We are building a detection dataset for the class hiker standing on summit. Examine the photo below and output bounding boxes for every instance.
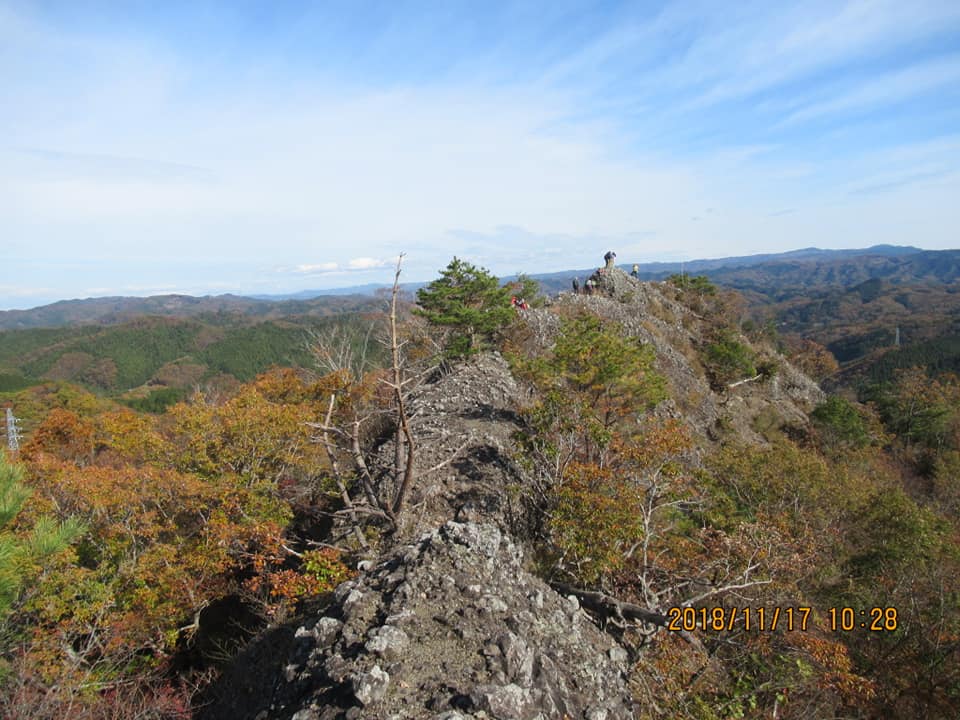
[604,250,617,269]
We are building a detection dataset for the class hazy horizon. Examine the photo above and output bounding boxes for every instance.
[1,242,951,313]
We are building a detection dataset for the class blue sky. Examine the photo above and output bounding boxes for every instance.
[2,0,959,309]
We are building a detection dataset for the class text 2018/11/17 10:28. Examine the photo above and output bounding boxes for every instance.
[666,606,899,633]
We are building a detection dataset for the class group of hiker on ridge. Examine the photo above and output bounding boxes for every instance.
[571,251,641,295]
[508,250,642,308]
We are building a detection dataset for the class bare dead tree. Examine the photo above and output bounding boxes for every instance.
[307,306,397,535]
[307,253,437,539]
[317,393,370,548]
[308,317,380,379]
[385,254,417,515]
[308,394,396,528]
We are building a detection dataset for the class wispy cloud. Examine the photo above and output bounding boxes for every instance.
[779,54,960,127]
[676,0,960,107]
[848,169,954,196]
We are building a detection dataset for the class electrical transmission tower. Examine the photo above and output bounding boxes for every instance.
[5,407,20,452]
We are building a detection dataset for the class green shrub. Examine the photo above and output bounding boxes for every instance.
[702,330,756,387]
[811,396,871,448]
[667,274,716,295]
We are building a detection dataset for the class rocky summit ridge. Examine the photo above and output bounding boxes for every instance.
[202,274,825,720]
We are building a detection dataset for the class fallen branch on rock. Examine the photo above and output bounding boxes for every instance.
[727,373,763,389]
[550,582,703,649]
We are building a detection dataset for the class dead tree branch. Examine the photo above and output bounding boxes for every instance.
[388,254,418,516]
[727,373,763,389]
[551,582,703,650]
[319,393,369,549]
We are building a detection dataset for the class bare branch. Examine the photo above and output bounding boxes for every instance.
[305,422,351,440]
[316,393,369,549]
[309,318,380,379]
[680,578,773,607]
[350,418,394,522]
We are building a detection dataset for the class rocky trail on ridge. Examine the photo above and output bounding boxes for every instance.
[259,523,633,720]
[201,273,825,720]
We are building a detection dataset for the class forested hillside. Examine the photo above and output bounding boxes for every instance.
[697,249,960,390]
[705,248,960,295]
[523,246,954,294]
[1,260,956,719]
[6,246,957,392]
[0,294,382,331]
[0,314,386,414]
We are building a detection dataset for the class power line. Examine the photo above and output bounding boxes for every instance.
[5,407,20,452]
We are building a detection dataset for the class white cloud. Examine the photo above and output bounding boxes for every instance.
[2,80,700,267]
[688,0,960,106]
[295,262,339,273]
[545,0,960,117]
[287,259,391,274]
[347,257,390,270]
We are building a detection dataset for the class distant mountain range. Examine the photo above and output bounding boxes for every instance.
[535,243,928,287]
[701,247,960,301]
[1,245,956,331]
[3,244,960,403]
[251,244,932,300]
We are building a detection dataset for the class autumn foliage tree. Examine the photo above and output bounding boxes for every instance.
[1,367,356,716]
[786,337,840,380]
[0,453,84,663]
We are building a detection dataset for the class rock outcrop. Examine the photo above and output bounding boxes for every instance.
[371,353,532,542]
[258,522,634,720]
[528,269,824,446]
